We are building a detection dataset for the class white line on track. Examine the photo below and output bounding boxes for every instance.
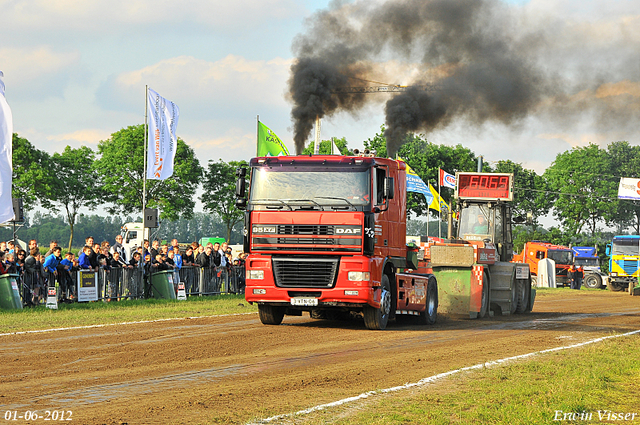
[249,328,640,425]
[0,312,257,337]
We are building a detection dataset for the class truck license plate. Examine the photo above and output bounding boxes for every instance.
[290,298,318,306]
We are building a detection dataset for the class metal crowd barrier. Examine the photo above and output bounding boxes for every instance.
[19,264,246,305]
[97,265,244,300]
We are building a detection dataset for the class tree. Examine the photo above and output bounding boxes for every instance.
[95,125,203,221]
[544,144,617,235]
[11,133,52,209]
[201,159,249,242]
[301,137,353,155]
[493,160,551,227]
[46,146,101,251]
[363,126,480,217]
[606,141,640,234]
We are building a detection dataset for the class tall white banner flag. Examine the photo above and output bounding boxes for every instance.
[0,71,15,224]
[147,88,179,180]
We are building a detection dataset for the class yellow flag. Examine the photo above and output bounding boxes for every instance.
[428,184,450,212]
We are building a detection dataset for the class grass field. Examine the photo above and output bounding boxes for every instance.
[2,288,639,424]
[0,294,257,333]
[293,335,640,425]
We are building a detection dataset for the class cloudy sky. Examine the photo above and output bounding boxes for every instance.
[1,0,639,177]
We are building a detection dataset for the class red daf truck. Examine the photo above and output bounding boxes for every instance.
[235,154,437,330]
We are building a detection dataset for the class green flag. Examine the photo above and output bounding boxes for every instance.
[257,121,290,156]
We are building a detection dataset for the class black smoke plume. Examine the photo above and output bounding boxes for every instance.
[288,0,638,156]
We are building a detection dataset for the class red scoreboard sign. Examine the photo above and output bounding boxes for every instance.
[455,172,513,201]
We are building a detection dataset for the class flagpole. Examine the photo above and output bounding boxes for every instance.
[143,85,148,224]
[438,177,442,239]
[426,181,430,238]
[256,114,259,156]
[314,116,320,155]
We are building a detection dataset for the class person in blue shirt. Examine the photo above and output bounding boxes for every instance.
[78,246,93,270]
[60,252,76,301]
[43,247,62,275]
[43,247,64,300]
[60,252,74,270]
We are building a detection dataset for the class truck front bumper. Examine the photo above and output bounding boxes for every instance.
[244,254,381,309]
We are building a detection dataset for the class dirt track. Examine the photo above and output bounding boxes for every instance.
[1,290,639,425]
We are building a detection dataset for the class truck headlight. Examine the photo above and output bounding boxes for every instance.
[610,272,617,277]
[348,271,370,281]
[247,270,264,280]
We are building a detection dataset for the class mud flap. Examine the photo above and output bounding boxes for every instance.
[430,267,481,317]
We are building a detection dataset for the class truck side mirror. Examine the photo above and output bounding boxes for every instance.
[605,244,611,256]
[235,167,247,210]
[235,178,246,198]
[385,177,395,200]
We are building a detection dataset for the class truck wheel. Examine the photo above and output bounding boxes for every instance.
[515,280,530,313]
[608,281,625,292]
[478,272,489,319]
[258,304,286,325]
[364,274,391,330]
[419,276,438,325]
[583,274,603,289]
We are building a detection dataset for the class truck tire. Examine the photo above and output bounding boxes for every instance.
[515,279,530,313]
[583,274,603,289]
[364,274,391,330]
[478,272,489,319]
[608,281,625,292]
[258,304,286,325]
[510,278,519,315]
[419,276,438,325]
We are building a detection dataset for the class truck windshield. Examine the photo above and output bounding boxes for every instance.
[611,239,640,256]
[458,204,492,240]
[575,258,599,267]
[548,250,573,265]
[249,167,371,207]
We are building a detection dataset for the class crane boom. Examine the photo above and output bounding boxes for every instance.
[332,84,444,94]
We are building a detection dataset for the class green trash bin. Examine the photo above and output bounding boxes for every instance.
[0,274,23,310]
[150,270,176,300]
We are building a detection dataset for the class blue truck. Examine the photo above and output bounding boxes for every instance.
[572,246,607,289]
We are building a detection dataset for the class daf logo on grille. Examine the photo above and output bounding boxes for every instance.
[336,227,361,234]
[253,226,276,233]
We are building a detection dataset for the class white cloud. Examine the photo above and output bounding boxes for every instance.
[0,47,79,90]
[47,129,110,146]
[99,54,292,116]
[0,0,304,34]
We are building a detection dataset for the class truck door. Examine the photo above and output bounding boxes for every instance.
[374,166,389,255]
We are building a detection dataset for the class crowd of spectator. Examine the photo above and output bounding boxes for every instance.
[0,236,247,307]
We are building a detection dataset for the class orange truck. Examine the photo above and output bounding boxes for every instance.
[512,241,574,286]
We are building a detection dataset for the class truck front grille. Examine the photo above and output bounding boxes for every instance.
[620,260,639,276]
[252,224,362,253]
[278,225,334,235]
[272,257,339,288]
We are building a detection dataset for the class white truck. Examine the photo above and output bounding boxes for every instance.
[121,222,150,260]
